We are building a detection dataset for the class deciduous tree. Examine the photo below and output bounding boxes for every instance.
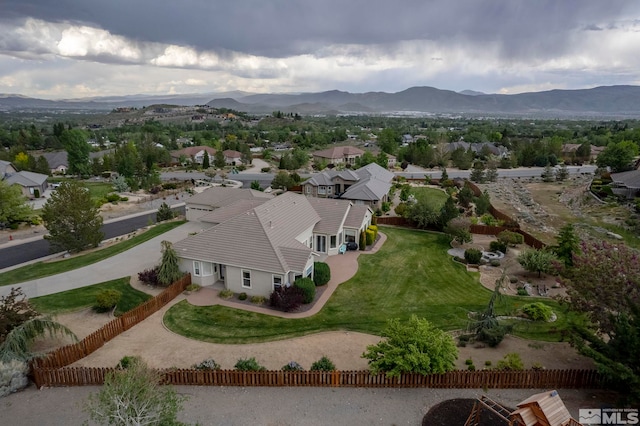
[362,315,458,377]
[0,180,33,225]
[62,129,91,177]
[517,249,558,278]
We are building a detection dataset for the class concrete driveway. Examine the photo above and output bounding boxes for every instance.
[0,221,205,298]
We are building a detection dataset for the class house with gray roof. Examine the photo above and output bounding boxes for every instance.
[301,162,394,209]
[611,169,640,199]
[0,160,48,198]
[185,187,274,221]
[174,192,372,297]
[312,146,364,166]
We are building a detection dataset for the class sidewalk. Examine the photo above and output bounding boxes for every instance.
[186,232,387,318]
[0,221,204,299]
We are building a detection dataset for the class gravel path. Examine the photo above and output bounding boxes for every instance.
[1,385,615,425]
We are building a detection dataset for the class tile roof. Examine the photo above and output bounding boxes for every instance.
[306,198,352,235]
[312,146,364,159]
[342,177,392,201]
[175,192,318,274]
[0,160,16,178]
[187,187,273,208]
[199,199,270,224]
[4,171,48,187]
[611,169,640,189]
[344,204,371,228]
[304,169,359,187]
[355,162,395,182]
[171,145,217,158]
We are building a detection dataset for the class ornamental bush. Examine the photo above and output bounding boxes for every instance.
[281,361,304,371]
[192,358,221,370]
[269,286,304,312]
[94,289,122,313]
[234,357,266,371]
[522,302,553,321]
[359,231,366,251]
[464,248,483,265]
[294,277,316,304]
[366,229,375,245]
[313,262,331,286]
[310,356,336,371]
[489,240,507,254]
[498,230,524,246]
[496,353,524,371]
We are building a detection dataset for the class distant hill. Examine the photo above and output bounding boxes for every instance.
[206,85,640,117]
[2,85,640,117]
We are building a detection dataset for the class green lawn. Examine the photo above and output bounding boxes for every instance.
[164,226,572,344]
[30,277,151,316]
[0,221,186,286]
[84,181,116,203]
[411,186,449,209]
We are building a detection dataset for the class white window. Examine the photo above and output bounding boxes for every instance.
[273,275,283,289]
[193,261,201,276]
[202,262,213,276]
[330,235,337,249]
[327,186,332,194]
[306,186,311,194]
[242,270,251,288]
[318,186,326,195]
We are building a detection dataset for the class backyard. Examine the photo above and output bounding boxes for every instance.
[164,226,576,344]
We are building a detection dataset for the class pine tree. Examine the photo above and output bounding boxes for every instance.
[157,241,183,286]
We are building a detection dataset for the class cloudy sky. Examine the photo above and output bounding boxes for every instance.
[1,0,639,99]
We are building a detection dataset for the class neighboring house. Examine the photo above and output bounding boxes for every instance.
[0,160,48,198]
[174,191,372,297]
[185,187,274,221]
[301,162,394,209]
[171,146,216,164]
[446,141,509,158]
[223,149,243,165]
[610,169,640,199]
[386,154,397,168]
[561,143,603,163]
[312,146,365,165]
[38,150,114,174]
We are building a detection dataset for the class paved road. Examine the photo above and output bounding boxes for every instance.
[0,205,185,270]
[0,221,204,298]
[396,164,596,180]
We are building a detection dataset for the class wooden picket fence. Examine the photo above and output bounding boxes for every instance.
[31,274,192,370]
[32,367,606,389]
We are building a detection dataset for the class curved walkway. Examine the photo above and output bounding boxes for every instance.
[185,232,387,318]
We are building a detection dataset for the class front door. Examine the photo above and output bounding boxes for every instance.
[316,235,326,253]
[219,264,226,280]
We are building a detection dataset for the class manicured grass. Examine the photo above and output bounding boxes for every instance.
[0,220,186,286]
[30,277,151,316]
[411,186,449,209]
[164,227,572,344]
[84,182,115,203]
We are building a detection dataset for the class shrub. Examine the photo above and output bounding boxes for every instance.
[484,360,492,367]
[261,167,271,173]
[94,289,122,313]
[116,355,137,369]
[281,361,304,371]
[465,358,474,366]
[531,362,545,371]
[106,193,121,203]
[522,302,553,321]
[490,259,501,267]
[359,231,366,251]
[269,286,304,312]
[381,201,391,213]
[498,230,524,246]
[238,292,248,301]
[156,202,175,222]
[250,295,266,305]
[517,288,529,296]
[313,262,331,286]
[477,324,512,347]
[192,358,221,370]
[365,229,375,245]
[489,240,507,254]
[394,203,408,216]
[234,357,266,371]
[467,364,476,371]
[310,356,336,371]
[294,277,316,304]
[185,284,201,292]
[496,353,524,371]
[464,248,482,265]
[138,267,160,286]
[0,359,28,397]
[161,182,178,190]
[218,289,233,299]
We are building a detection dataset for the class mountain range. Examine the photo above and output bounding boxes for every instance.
[1,85,639,118]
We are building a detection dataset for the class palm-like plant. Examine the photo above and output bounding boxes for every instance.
[0,317,76,363]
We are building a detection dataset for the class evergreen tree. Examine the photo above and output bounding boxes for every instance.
[556,163,569,181]
[62,129,91,177]
[157,241,183,286]
[469,161,486,183]
[202,150,210,169]
[214,150,226,168]
[41,181,104,253]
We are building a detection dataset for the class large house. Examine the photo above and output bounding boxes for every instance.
[174,191,373,297]
[223,150,243,165]
[185,187,274,221]
[610,169,640,199]
[312,146,365,166]
[171,146,216,165]
[301,162,394,209]
[0,160,48,198]
[38,150,114,175]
